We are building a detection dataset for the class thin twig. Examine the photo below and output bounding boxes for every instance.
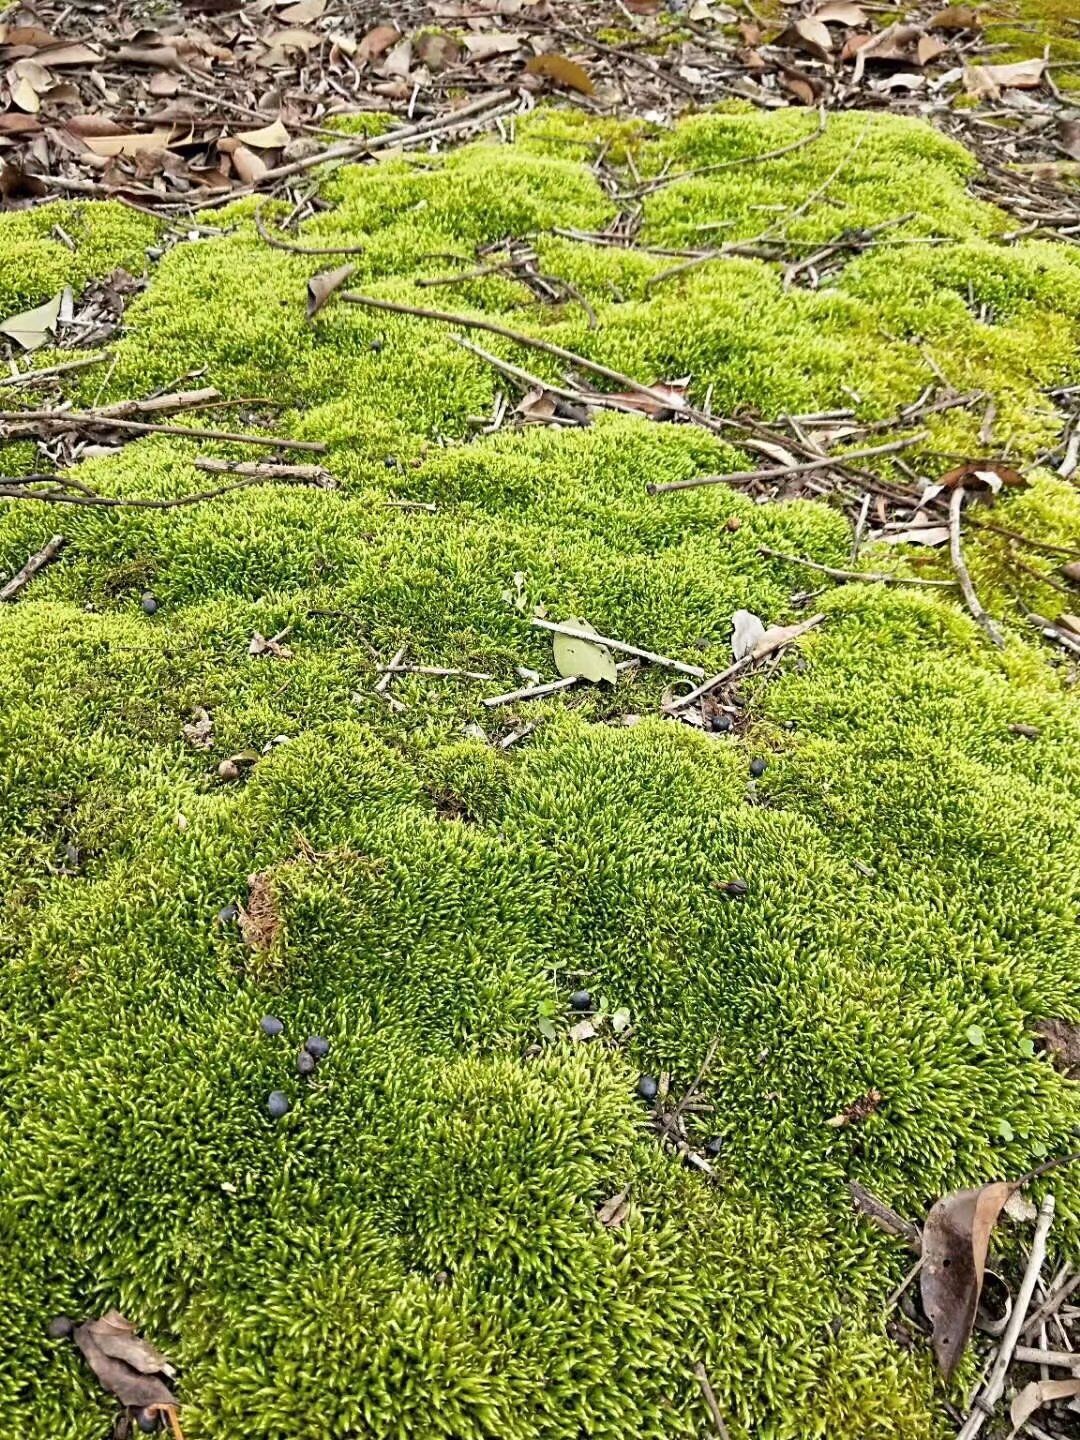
[885,1256,925,1311]
[374,645,406,696]
[1013,1347,1080,1372]
[757,546,957,587]
[669,613,826,712]
[649,434,927,496]
[377,664,494,681]
[254,203,365,257]
[957,1193,1056,1440]
[0,474,325,509]
[193,457,334,484]
[850,492,871,564]
[0,355,105,388]
[949,486,1005,649]
[483,675,580,707]
[624,107,827,199]
[1,413,326,453]
[1022,1272,1080,1344]
[0,534,66,602]
[673,1035,721,1120]
[385,498,438,512]
[693,1362,732,1440]
[530,616,705,678]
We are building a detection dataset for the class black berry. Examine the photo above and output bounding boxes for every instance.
[135,1407,161,1433]
[267,1090,290,1119]
[569,990,592,1012]
[297,1050,316,1076]
[304,1036,329,1059]
[704,1136,723,1158]
[749,757,767,778]
[46,1315,73,1339]
[217,902,239,926]
[636,1074,659,1103]
[711,713,733,733]
[259,1015,283,1037]
[140,591,158,615]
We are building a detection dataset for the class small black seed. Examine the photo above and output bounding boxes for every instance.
[217,902,239,926]
[749,757,767,778]
[267,1090,290,1119]
[140,592,158,615]
[46,1315,73,1339]
[304,1035,329,1059]
[569,990,592,1012]
[297,1050,316,1076]
[259,1015,283,1037]
[704,1136,723,1158]
[636,1074,659,1102]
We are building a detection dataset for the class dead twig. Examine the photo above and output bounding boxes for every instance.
[0,355,106,389]
[193,457,335,485]
[483,675,580,707]
[649,434,927,496]
[693,1362,732,1440]
[957,1193,1056,1440]
[949,486,1005,649]
[0,412,325,453]
[254,204,365,257]
[624,107,827,200]
[0,473,326,509]
[530,616,705,678]
[757,546,957,587]
[0,534,66,602]
[669,613,826,712]
[673,1035,721,1121]
[377,664,494,681]
[849,1181,923,1252]
[1022,1272,1080,1345]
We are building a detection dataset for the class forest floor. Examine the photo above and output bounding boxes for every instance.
[1,0,1080,1437]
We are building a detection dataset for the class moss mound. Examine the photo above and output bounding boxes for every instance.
[1,108,1079,1439]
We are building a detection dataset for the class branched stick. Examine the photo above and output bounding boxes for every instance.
[530,616,705,678]
[957,1193,1056,1440]
[649,434,927,495]
[757,546,957,587]
[949,486,1005,648]
[0,534,66,601]
[669,613,826,711]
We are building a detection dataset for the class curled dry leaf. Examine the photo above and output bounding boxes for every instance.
[357,24,400,63]
[606,379,689,420]
[937,459,1024,493]
[306,263,356,318]
[811,0,868,24]
[72,1312,177,1412]
[235,118,290,149]
[963,57,1045,100]
[524,52,594,95]
[551,616,617,685]
[920,1180,1016,1377]
[597,1189,631,1228]
[1009,1379,1080,1438]
[778,16,834,61]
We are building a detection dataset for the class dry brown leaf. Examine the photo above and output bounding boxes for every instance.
[264,26,322,51]
[83,129,175,157]
[878,523,950,547]
[752,614,822,659]
[1063,561,1080,585]
[1061,119,1080,162]
[524,52,594,95]
[0,291,62,349]
[236,117,290,148]
[1035,1018,1080,1076]
[463,32,524,60]
[1009,1379,1080,1438]
[0,24,58,47]
[239,871,282,952]
[811,0,867,22]
[414,31,461,72]
[231,143,267,183]
[849,23,926,77]
[278,0,326,20]
[516,387,558,422]
[597,1189,631,1227]
[778,16,834,59]
[182,708,213,749]
[148,71,180,96]
[569,1018,597,1042]
[34,42,102,66]
[115,44,178,67]
[738,18,762,43]
[248,630,292,657]
[72,1313,177,1412]
[605,379,690,420]
[963,57,1045,99]
[824,1087,883,1127]
[920,1181,1015,1377]
[778,65,823,104]
[937,459,1024,492]
[917,34,949,64]
[928,5,980,29]
[307,263,355,317]
[357,24,400,62]
[379,36,414,78]
[0,112,42,133]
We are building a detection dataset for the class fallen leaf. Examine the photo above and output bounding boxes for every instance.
[248,629,292,657]
[278,0,326,20]
[877,524,950,547]
[811,0,867,22]
[306,263,355,317]
[516,387,558,422]
[551,616,617,685]
[33,42,102,66]
[917,34,949,64]
[83,129,176,157]
[606,379,690,420]
[848,23,926,79]
[752,615,822,659]
[0,159,46,199]
[569,1018,597,1042]
[182,707,214,749]
[611,1006,632,1034]
[235,118,290,148]
[738,19,762,44]
[238,871,282,952]
[524,52,595,95]
[825,1087,883,1127]
[463,32,524,60]
[357,24,400,63]
[963,57,1045,100]
[1062,561,1080,585]
[778,16,834,59]
[379,37,413,78]
[230,143,267,184]
[1035,1018,1080,1077]
[597,1189,631,1227]
[149,71,180,96]
[0,24,58,47]
[920,1180,1016,1377]
[731,608,766,661]
[72,1313,176,1411]
[1061,119,1080,162]
[1009,1379,1080,1438]
[937,459,1024,492]
[114,44,178,67]
[928,5,980,29]
[0,112,42,133]
[264,26,322,51]
[414,31,461,72]
[0,291,62,350]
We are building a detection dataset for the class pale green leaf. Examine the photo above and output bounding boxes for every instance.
[0,291,62,351]
[551,616,617,685]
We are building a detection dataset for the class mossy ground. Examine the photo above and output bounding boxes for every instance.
[1,107,1079,1439]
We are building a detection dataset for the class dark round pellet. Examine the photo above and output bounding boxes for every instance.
[140,592,159,615]
[636,1074,659,1103]
[297,1050,316,1076]
[569,990,592,1012]
[259,1015,283,1037]
[749,757,767,778]
[267,1090,290,1119]
[46,1315,73,1339]
[304,1036,329,1060]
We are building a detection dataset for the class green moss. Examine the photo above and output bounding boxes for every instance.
[1,106,1079,1440]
